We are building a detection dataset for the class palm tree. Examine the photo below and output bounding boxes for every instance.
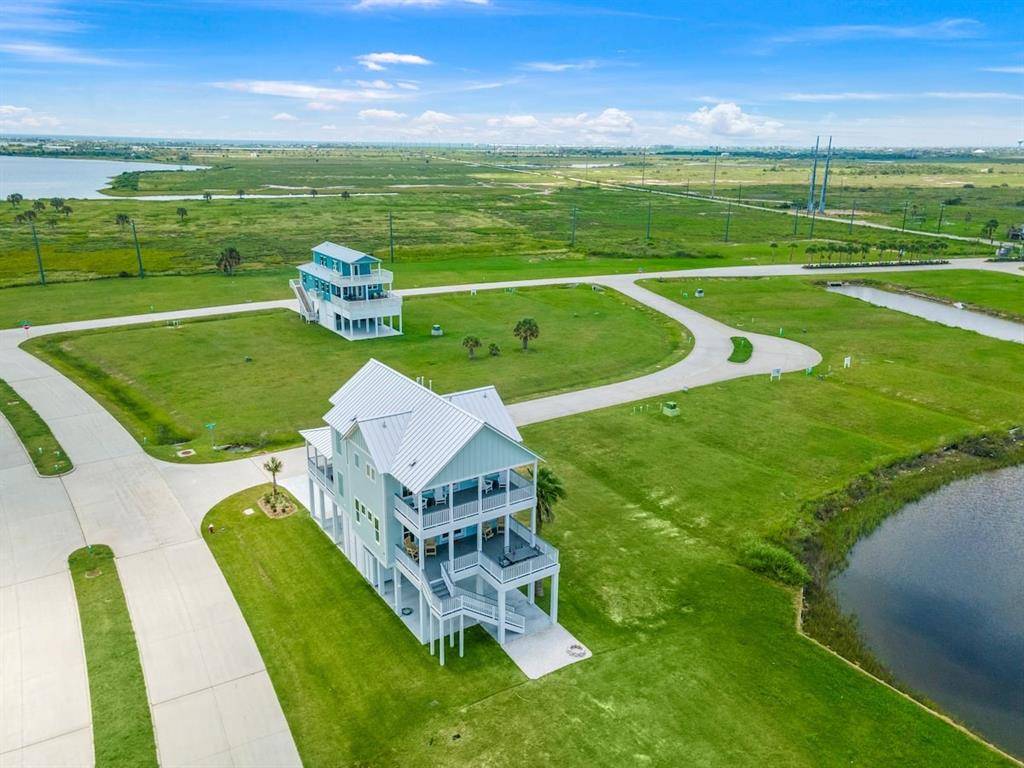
[462,335,481,359]
[488,343,500,357]
[7,193,23,208]
[13,213,26,224]
[176,207,188,222]
[61,205,73,218]
[513,317,539,351]
[341,190,351,200]
[534,466,565,537]
[236,189,246,199]
[310,188,318,198]
[263,456,283,494]
[217,246,242,275]
[115,213,131,230]
[983,219,999,242]
[23,209,37,222]
[32,200,46,212]
[49,197,65,210]
[202,192,213,203]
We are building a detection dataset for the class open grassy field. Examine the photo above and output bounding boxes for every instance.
[68,545,156,768]
[197,272,1023,766]
[26,285,690,461]
[1,151,988,289]
[0,378,72,475]
[852,269,1024,321]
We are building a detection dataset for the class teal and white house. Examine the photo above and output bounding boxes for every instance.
[290,241,402,340]
[300,360,563,666]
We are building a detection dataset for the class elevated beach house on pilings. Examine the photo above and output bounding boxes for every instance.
[300,360,561,665]
[290,241,403,340]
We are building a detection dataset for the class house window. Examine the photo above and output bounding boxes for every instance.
[365,464,376,482]
[373,517,380,543]
[354,454,360,468]
[354,498,363,523]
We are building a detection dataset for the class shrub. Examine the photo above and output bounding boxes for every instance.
[737,537,810,586]
[488,343,500,357]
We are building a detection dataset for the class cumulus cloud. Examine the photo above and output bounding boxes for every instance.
[486,114,540,128]
[396,81,419,90]
[213,80,395,102]
[550,108,636,139]
[0,104,60,129]
[356,52,431,71]
[359,108,407,120]
[356,79,393,89]
[673,102,781,139]
[412,110,457,125]
[272,112,298,121]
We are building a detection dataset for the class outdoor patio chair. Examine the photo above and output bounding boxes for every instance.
[482,521,495,540]
[424,538,437,556]
[403,538,419,562]
[496,516,506,535]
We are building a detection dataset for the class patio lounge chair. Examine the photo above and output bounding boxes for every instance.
[496,516,506,535]
[424,537,437,556]
[403,537,419,562]
[482,521,495,540]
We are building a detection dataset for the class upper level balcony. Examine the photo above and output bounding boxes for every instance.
[300,261,394,289]
[392,468,535,536]
[337,294,403,319]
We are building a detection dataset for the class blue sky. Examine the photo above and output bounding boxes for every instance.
[0,0,1021,146]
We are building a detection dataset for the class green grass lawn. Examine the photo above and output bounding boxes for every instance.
[68,545,156,768]
[853,269,1024,321]
[0,378,72,475]
[201,274,1022,766]
[26,285,690,461]
[728,336,753,363]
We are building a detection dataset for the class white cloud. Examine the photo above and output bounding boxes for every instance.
[213,80,395,102]
[0,41,119,66]
[356,52,431,71]
[306,101,337,111]
[924,91,1020,100]
[674,102,781,139]
[356,79,393,89]
[359,108,407,120]
[981,66,1024,74]
[0,104,60,130]
[784,92,896,102]
[413,110,457,126]
[352,0,488,9]
[320,124,338,130]
[521,60,599,73]
[272,112,298,121]
[396,81,419,90]
[771,17,983,44]
[486,114,540,129]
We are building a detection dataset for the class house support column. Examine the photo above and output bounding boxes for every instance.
[318,488,326,527]
[497,590,506,646]
[331,501,339,543]
[550,572,559,624]
[439,617,446,666]
[307,478,315,518]
[459,614,464,658]
[528,580,536,603]
[419,591,426,643]
[429,609,434,656]
[393,566,401,612]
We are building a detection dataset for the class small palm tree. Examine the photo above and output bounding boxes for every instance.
[488,343,500,357]
[513,317,539,351]
[462,335,481,359]
[32,200,46,212]
[202,191,213,203]
[310,188,318,198]
[236,188,246,199]
[115,212,131,229]
[61,205,73,218]
[176,207,188,222]
[7,193,23,207]
[263,456,283,494]
[49,197,65,210]
[535,466,565,538]
[217,247,242,275]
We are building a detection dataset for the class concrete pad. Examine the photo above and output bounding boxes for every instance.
[0,419,28,473]
[0,727,92,768]
[502,622,592,680]
[151,688,231,767]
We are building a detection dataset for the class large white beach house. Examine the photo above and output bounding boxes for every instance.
[300,360,562,665]
[290,241,403,340]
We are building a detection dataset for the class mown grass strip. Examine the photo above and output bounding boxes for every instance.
[0,378,72,475]
[68,545,157,768]
[728,336,753,363]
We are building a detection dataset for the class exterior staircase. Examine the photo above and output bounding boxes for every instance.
[289,279,317,323]
[439,562,526,633]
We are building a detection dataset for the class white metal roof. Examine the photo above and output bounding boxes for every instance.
[322,359,537,493]
[442,386,522,442]
[312,241,380,264]
[299,426,332,456]
[296,261,336,282]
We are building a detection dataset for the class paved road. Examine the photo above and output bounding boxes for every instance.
[0,256,1018,766]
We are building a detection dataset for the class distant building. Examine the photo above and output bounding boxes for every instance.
[291,241,403,340]
[301,360,561,664]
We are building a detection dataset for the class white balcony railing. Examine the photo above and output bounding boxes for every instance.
[393,470,535,534]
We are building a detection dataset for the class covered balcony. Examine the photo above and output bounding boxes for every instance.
[392,468,535,535]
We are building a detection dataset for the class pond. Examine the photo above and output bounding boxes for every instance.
[0,155,203,200]
[833,463,1024,758]
[827,283,1023,344]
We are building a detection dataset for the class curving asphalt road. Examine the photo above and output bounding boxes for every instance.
[0,257,1018,766]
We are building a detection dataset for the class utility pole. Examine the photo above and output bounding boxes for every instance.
[806,136,820,212]
[640,147,647,189]
[848,201,856,234]
[936,203,945,233]
[570,206,577,247]
[818,136,833,212]
[900,201,909,232]
[808,206,817,238]
[723,201,732,242]
[646,198,652,240]
[30,221,45,285]
[130,219,145,278]
[711,155,718,198]
[388,211,395,262]
[792,207,799,236]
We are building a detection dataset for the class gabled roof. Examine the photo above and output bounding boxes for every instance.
[323,359,536,493]
[312,241,380,264]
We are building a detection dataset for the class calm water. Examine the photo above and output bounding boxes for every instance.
[828,284,1024,344]
[833,464,1024,757]
[0,155,203,199]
